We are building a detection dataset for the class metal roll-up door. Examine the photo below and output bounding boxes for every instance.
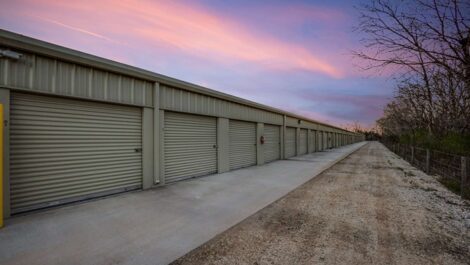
[10,92,142,214]
[310,130,316,152]
[323,132,328,150]
[164,112,217,183]
[318,131,325,151]
[285,127,296,158]
[317,131,322,151]
[328,133,335,149]
[264,124,280,163]
[229,120,257,170]
[299,129,307,155]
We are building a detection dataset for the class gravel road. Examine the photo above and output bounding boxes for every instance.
[172,142,470,265]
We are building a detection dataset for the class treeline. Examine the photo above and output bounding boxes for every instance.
[354,0,470,155]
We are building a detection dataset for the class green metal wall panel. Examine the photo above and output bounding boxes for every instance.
[0,53,154,107]
[160,85,283,125]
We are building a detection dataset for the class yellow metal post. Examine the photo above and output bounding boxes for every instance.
[0,104,3,228]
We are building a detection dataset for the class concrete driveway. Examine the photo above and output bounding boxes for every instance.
[0,142,366,265]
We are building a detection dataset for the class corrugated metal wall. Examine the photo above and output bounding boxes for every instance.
[229,120,257,170]
[163,112,218,183]
[9,92,143,213]
[264,124,280,163]
[160,85,283,125]
[0,52,154,107]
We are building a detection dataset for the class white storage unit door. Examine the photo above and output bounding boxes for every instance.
[229,120,257,170]
[264,124,280,163]
[285,127,296,158]
[164,112,217,183]
[299,129,308,155]
[10,92,142,214]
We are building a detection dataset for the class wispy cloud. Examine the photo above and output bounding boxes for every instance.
[0,0,390,127]
[6,0,343,78]
[33,16,118,43]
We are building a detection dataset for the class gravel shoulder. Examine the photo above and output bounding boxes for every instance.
[172,142,470,265]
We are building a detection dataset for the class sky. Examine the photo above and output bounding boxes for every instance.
[0,0,395,128]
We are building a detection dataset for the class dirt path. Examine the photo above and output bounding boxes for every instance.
[172,142,470,265]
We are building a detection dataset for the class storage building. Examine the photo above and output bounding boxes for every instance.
[0,30,364,216]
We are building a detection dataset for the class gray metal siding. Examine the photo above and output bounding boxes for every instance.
[263,124,280,163]
[0,52,154,107]
[164,112,217,183]
[160,85,283,125]
[285,127,296,158]
[299,129,308,155]
[229,120,257,170]
[10,92,142,213]
[0,31,354,140]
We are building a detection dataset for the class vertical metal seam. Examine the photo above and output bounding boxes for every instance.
[88,68,93,98]
[51,59,57,93]
[71,64,75,95]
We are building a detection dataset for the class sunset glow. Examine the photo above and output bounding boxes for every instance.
[0,0,391,127]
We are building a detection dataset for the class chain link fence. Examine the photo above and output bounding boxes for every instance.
[382,142,469,200]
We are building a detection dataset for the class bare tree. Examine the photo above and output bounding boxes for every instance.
[354,0,470,139]
[355,0,470,82]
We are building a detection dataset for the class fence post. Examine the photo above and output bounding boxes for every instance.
[425,149,431,174]
[462,157,467,197]
[411,146,414,164]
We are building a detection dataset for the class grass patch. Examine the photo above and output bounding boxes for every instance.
[438,178,470,200]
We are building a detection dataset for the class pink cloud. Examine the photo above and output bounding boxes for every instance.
[2,0,343,78]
